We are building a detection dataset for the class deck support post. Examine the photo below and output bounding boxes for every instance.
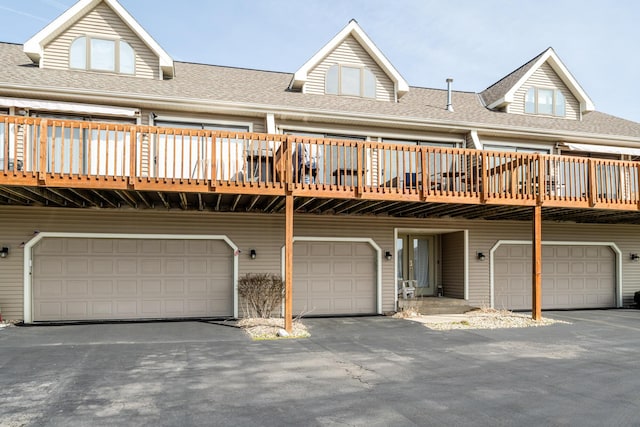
[532,204,542,321]
[284,193,294,332]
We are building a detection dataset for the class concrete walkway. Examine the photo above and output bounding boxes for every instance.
[0,310,639,426]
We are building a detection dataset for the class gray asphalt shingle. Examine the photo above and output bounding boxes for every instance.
[1,42,639,140]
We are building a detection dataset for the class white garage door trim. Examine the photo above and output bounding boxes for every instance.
[23,232,239,323]
[281,237,382,314]
[489,240,622,309]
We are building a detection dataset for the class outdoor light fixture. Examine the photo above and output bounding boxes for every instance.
[250,249,257,260]
[0,247,8,258]
[631,253,639,262]
[385,251,392,261]
[477,252,486,261]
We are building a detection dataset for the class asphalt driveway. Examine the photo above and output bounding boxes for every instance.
[1,310,639,426]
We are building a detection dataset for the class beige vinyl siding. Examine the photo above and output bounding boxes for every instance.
[43,3,160,79]
[306,35,395,102]
[441,231,465,299]
[510,62,580,120]
[1,207,640,319]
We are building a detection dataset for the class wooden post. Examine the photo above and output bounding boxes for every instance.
[284,193,294,332]
[38,119,48,181]
[481,152,488,203]
[588,158,597,207]
[532,204,542,321]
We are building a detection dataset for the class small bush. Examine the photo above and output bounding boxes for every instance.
[237,273,284,318]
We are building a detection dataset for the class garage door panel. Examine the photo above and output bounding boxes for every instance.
[333,262,353,274]
[117,240,138,253]
[117,259,137,274]
[165,300,185,314]
[66,301,88,316]
[91,280,113,295]
[333,244,353,257]
[116,301,137,316]
[293,241,376,316]
[68,239,89,253]
[116,280,137,294]
[91,239,113,253]
[165,280,185,294]
[33,238,233,321]
[310,262,330,274]
[92,302,112,316]
[333,280,353,292]
[495,244,614,310]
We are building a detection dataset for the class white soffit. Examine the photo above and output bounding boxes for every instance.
[290,20,410,97]
[492,48,595,113]
[0,96,139,117]
[563,142,640,157]
[23,0,174,79]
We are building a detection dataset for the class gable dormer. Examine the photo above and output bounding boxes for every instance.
[289,20,409,102]
[23,0,174,80]
[481,48,594,120]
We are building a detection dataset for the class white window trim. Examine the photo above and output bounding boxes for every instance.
[525,87,565,117]
[23,232,239,323]
[70,34,135,75]
[325,64,377,99]
[280,237,383,315]
[489,240,622,309]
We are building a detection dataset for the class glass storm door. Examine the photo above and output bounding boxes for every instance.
[397,235,435,296]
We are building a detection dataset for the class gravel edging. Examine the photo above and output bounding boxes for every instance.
[398,309,570,330]
[238,318,310,340]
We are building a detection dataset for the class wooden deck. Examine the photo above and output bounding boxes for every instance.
[1,115,640,221]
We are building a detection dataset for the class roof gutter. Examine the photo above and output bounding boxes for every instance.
[1,83,639,146]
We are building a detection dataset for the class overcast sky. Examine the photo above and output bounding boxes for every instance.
[0,0,638,123]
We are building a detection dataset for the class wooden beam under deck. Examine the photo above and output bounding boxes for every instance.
[284,194,294,333]
[532,205,542,321]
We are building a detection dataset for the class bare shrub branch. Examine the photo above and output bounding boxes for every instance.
[237,273,284,318]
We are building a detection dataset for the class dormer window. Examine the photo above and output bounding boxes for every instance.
[70,36,135,75]
[325,64,376,98]
[525,87,565,117]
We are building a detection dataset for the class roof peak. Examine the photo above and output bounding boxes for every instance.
[23,0,175,79]
[289,20,409,98]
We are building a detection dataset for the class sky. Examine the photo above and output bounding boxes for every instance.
[0,0,639,123]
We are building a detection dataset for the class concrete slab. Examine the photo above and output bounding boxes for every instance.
[0,310,638,426]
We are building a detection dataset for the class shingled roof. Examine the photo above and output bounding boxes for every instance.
[479,51,544,108]
[1,42,639,142]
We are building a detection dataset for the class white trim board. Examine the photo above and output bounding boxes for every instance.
[23,232,239,323]
[489,240,622,309]
[24,0,174,78]
[280,236,383,315]
[0,96,139,117]
[289,20,409,98]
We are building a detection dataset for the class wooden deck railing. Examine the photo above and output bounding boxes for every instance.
[1,115,639,211]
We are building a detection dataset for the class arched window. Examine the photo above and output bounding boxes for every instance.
[69,37,87,69]
[325,64,377,98]
[69,36,135,75]
[524,87,566,117]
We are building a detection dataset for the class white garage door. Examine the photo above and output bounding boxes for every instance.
[494,244,615,310]
[33,238,233,321]
[293,241,376,316]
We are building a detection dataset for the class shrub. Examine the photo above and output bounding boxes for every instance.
[237,273,284,318]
